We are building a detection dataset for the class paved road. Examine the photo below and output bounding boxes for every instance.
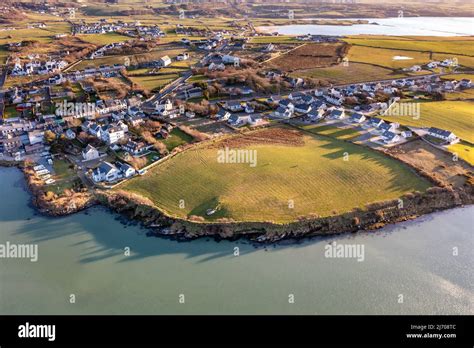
[142,70,193,111]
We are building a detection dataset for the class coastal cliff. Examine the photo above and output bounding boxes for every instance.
[97,182,474,242]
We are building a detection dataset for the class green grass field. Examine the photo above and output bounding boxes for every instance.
[300,124,362,141]
[448,141,474,165]
[71,46,186,71]
[382,101,474,143]
[347,45,431,69]
[121,127,430,223]
[161,128,194,151]
[129,73,179,92]
[249,36,298,44]
[293,62,406,84]
[344,37,474,69]
[344,38,474,57]
[77,33,131,45]
[444,89,474,101]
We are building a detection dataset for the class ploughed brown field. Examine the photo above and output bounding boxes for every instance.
[266,43,350,72]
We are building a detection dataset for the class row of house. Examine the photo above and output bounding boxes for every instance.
[11,58,67,76]
[90,42,126,59]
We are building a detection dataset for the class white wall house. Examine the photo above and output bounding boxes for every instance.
[428,127,458,143]
[92,162,120,182]
[82,144,100,161]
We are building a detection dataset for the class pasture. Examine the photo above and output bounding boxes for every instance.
[292,62,406,84]
[121,126,430,223]
[382,101,474,143]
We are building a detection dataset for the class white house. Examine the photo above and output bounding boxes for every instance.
[249,115,265,126]
[177,53,189,61]
[154,99,174,116]
[244,103,255,114]
[27,130,44,145]
[350,113,366,124]
[228,114,250,127]
[224,101,243,112]
[440,58,458,68]
[324,94,344,106]
[82,144,100,161]
[307,108,325,122]
[294,103,312,114]
[426,61,439,69]
[427,127,458,143]
[216,109,231,121]
[208,62,225,71]
[117,162,136,178]
[381,131,400,144]
[368,117,385,129]
[159,55,172,67]
[222,55,240,65]
[92,162,120,182]
[379,122,399,133]
[328,109,345,120]
[102,126,126,145]
[273,107,293,119]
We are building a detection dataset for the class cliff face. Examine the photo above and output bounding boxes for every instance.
[98,184,474,242]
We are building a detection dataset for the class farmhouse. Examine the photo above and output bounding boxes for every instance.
[159,56,172,67]
[154,99,175,117]
[427,127,458,143]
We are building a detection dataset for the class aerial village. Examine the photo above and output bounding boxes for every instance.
[0,9,471,205]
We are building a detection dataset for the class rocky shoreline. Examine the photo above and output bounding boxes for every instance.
[2,161,97,217]
[2,153,473,243]
[96,183,473,243]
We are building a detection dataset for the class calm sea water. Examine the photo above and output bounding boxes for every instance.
[259,17,474,36]
[0,167,472,314]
